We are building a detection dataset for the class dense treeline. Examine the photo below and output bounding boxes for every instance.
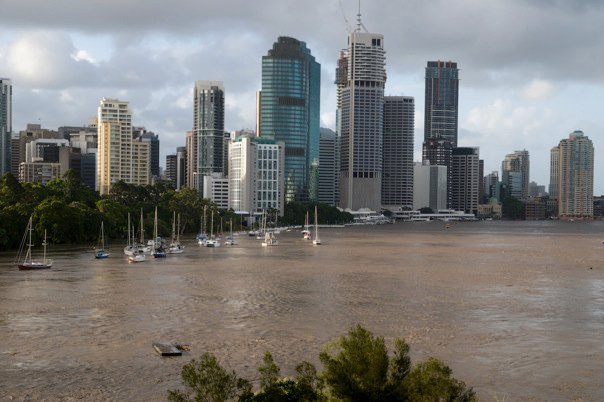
[0,171,352,251]
[168,325,476,401]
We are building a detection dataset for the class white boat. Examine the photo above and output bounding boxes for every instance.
[128,250,146,263]
[196,207,208,245]
[302,211,311,240]
[152,207,166,258]
[123,213,136,256]
[204,210,221,247]
[312,205,321,246]
[167,211,184,254]
[95,221,110,259]
[261,231,279,247]
[224,219,237,246]
[137,209,151,253]
[16,216,53,270]
[261,213,278,246]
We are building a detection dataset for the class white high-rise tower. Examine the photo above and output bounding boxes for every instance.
[336,14,386,211]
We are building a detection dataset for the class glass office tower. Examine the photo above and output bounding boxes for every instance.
[258,37,320,203]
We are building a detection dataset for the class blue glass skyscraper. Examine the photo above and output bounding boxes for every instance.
[258,37,320,203]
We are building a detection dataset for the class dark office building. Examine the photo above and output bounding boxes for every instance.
[424,60,459,147]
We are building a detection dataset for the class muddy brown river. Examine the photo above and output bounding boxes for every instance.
[1,221,603,401]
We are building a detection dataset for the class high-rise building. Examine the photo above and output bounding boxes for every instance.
[549,146,559,198]
[228,136,285,216]
[422,137,453,206]
[10,134,20,177]
[318,128,339,206]
[557,131,594,218]
[191,81,225,192]
[0,78,12,175]
[203,173,229,210]
[451,147,480,215]
[502,150,530,199]
[97,98,150,195]
[69,130,98,189]
[135,128,160,178]
[483,171,500,201]
[176,146,187,190]
[336,25,386,211]
[382,96,414,210]
[424,61,459,147]
[258,36,320,202]
[413,161,447,211]
[166,154,177,187]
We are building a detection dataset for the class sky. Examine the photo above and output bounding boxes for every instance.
[0,0,602,193]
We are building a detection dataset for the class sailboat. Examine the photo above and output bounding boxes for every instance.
[124,213,136,256]
[138,209,151,253]
[302,211,311,240]
[128,210,147,263]
[261,211,279,247]
[225,219,236,246]
[205,210,221,247]
[196,206,208,245]
[168,212,184,254]
[152,207,166,258]
[312,205,321,246]
[16,216,53,270]
[95,221,110,259]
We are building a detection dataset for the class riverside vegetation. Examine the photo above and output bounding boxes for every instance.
[168,325,476,402]
[0,171,352,251]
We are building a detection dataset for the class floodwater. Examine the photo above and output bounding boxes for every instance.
[0,221,603,401]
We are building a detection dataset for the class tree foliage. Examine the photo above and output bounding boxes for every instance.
[169,325,476,402]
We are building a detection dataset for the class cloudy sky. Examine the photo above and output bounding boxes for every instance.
[0,0,602,193]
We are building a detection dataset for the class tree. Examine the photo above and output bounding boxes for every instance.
[169,326,475,401]
[319,324,396,401]
[419,207,434,214]
[258,352,280,390]
[168,352,252,402]
[403,357,476,401]
[502,196,523,220]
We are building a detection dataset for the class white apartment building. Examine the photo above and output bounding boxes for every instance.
[97,98,150,195]
[203,173,229,210]
[228,136,285,216]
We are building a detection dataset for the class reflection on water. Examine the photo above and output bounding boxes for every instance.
[0,221,603,401]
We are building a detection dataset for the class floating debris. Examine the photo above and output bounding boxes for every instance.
[153,342,182,356]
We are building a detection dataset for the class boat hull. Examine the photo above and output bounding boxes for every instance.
[18,261,52,270]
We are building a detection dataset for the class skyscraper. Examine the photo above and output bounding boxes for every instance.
[424,61,459,146]
[336,25,386,211]
[451,147,480,215]
[549,146,559,198]
[423,61,459,208]
[258,36,320,203]
[557,131,594,218]
[318,128,338,206]
[135,128,160,178]
[97,98,150,195]
[191,81,225,192]
[0,78,12,176]
[501,150,530,199]
[382,96,414,210]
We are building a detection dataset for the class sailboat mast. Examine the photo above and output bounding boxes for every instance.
[25,217,33,264]
[177,213,180,242]
[140,209,144,244]
[154,207,158,246]
[210,211,214,239]
[127,213,131,247]
[43,229,47,264]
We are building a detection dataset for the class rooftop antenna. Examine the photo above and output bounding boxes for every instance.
[356,0,368,33]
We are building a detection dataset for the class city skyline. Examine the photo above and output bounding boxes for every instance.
[0,1,601,193]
